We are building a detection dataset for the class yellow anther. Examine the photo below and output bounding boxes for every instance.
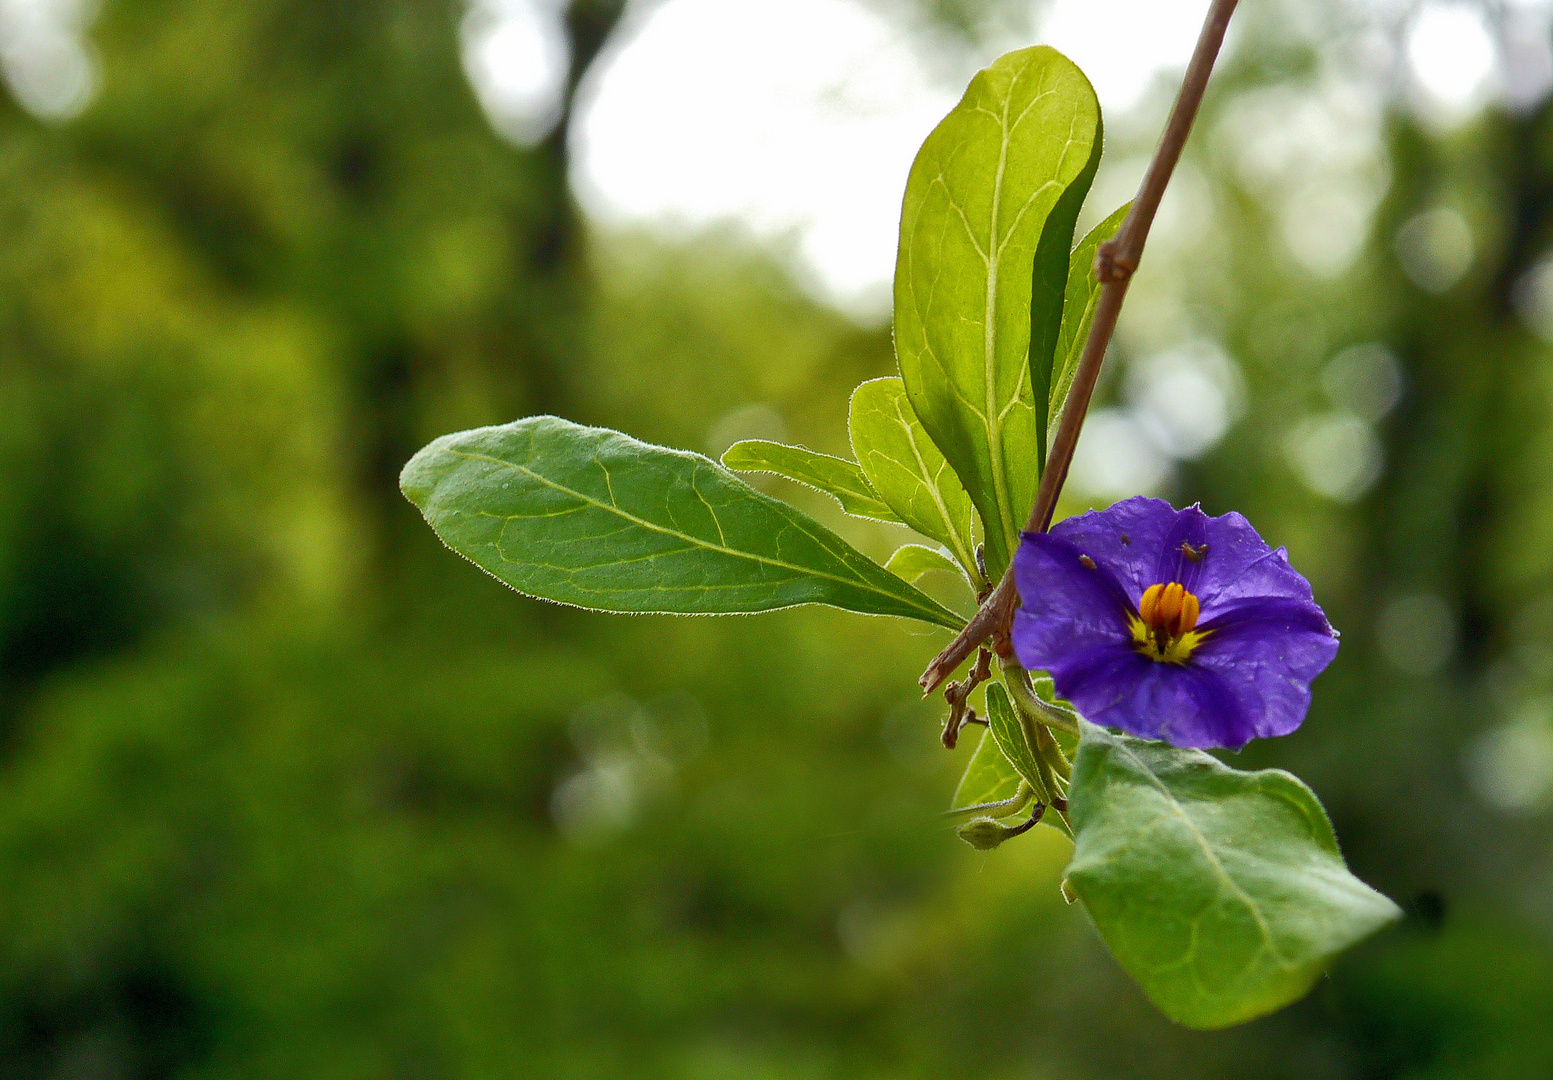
[1157,582,1185,630]
[1140,582,1162,625]
[1178,589,1200,634]
[1132,581,1206,663]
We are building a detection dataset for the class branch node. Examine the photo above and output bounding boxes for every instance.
[940,647,993,748]
[1094,238,1137,283]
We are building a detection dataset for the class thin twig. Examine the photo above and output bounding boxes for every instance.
[920,0,1240,695]
[941,646,993,747]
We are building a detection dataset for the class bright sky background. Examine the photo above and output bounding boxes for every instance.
[568,0,956,319]
[553,0,1544,318]
[567,0,1214,320]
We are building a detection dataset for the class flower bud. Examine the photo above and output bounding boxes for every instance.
[957,816,1019,850]
[956,804,1043,850]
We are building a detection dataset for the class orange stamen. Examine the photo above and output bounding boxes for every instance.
[1138,581,1201,636]
[1140,583,1162,625]
[1131,581,1207,664]
[1178,590,1200,634]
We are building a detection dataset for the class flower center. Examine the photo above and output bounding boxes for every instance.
[1130,582,1208,664]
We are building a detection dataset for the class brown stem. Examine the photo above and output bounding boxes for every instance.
[920,0,1240,695]
[941,646,993,748]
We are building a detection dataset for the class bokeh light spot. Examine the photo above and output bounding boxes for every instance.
[1406,2,1497,115]
[1394,207,1475,293]
[1467,707,1553,814]
[462,0,572,146]
[1068,408,1172,499]
[0,0,98,121]
[1285,411,1383,502]
[1322,343,1404,421]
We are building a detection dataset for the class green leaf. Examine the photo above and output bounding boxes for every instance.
[1049,203,1130,430]
[401,416,963,629]
[894,45,1102,577]
[720,439,904,524]
[985,682,1043,793]
[951,725,1022,811]
[1064,722,1402,1029]
[849,377,978,573]
[885,544,967,585]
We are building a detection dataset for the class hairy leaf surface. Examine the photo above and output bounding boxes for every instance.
[1065,722,1401,1029]
[894,45,1102,576]
[850,377,978,574]
[721,439,902,523]
[401,416,962,628]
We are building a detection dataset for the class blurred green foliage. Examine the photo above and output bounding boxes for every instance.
[1,0,1551,1077]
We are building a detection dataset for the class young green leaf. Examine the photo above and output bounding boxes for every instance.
[720,439,904,523]
[951,725,1022,811]
[401,416,963,628]
[1064,722,1402,1029]
[985,682,1045,795]
[894,45,1102,576]
[1049,203,1130,430]
[849,377,978,574]
[885,544,967,585]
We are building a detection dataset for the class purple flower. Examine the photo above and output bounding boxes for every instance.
[1010,497,1338,750]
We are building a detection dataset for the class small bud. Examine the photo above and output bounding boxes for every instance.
[957,816,1018,851]
[956,802,1043,850]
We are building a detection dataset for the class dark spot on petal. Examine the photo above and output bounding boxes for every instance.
[1079,555,1096,569]
[1181,541,1208,563]
[1120,533,1130,545]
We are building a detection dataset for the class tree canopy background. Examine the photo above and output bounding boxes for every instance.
[1,0,1551,1076]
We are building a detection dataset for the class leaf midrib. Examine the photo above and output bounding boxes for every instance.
[1106,738,1295,972]
[888,392,976,574]
[983,87,1016,555]
[438,446,959,627]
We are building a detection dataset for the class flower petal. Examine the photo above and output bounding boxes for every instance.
[1190,597,1341,743]
[1042,641,1163,735]
[1196,595,1335,640]
[1190,511,1320,620]
[1045,496,1177,602]
[1011,533,1134,669]
[1041,642,1255,748]
[1155,504,1212,593]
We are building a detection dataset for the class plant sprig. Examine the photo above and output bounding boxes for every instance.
[400,9,1401,1030]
